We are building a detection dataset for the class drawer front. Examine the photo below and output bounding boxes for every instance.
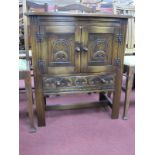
[43,73,115,94]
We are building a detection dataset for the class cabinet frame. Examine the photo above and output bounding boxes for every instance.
[28,13,129,126]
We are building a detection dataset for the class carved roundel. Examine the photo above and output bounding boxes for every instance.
[59,78,72,87]
[75,78,87,86]
[54,51,68,62]
[44,77,72,88]
[88,77,101,85]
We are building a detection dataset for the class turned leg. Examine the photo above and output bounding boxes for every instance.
[25,71,36,132]
[123,66,134,120]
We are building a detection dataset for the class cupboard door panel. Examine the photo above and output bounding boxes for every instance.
[40,25,81,75]
[81,26,118,73]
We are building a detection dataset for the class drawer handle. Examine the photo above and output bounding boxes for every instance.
[101,78,107,84]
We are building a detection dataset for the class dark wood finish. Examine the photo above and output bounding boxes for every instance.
[43,73,115,94]
[30,22,46,126]
[112,19,128,119]
[27,13,129,126]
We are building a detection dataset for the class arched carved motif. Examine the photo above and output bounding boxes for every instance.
[93,38,108,60]
[93,50,106,59]
[53,39,70,62]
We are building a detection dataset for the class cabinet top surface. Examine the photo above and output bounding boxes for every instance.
[25,12,131,19]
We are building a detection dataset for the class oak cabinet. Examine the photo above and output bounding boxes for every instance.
[27,13,129,126]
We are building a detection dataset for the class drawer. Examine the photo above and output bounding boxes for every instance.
[43,73,115,94]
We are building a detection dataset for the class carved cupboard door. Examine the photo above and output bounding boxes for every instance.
[81,25,119,73]
[39,25,81,75]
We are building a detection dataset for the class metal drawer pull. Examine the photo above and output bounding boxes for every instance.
[101,79,106,83]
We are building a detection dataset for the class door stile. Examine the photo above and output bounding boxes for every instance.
[81,26,88,72]
[112,21,127,118]
[30,18,45,126]
[39,26,48,74]
[75,26,82,73]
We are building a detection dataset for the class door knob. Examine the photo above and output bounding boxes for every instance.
[83,47,88,52]
[75,47,81,53]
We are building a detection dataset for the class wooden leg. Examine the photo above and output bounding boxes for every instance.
[112,68,122,119]
[25,72,36,132]
[34,82,45,127]
[32,69,46,127]
[35,89,45,126]
[123,66,134,120]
